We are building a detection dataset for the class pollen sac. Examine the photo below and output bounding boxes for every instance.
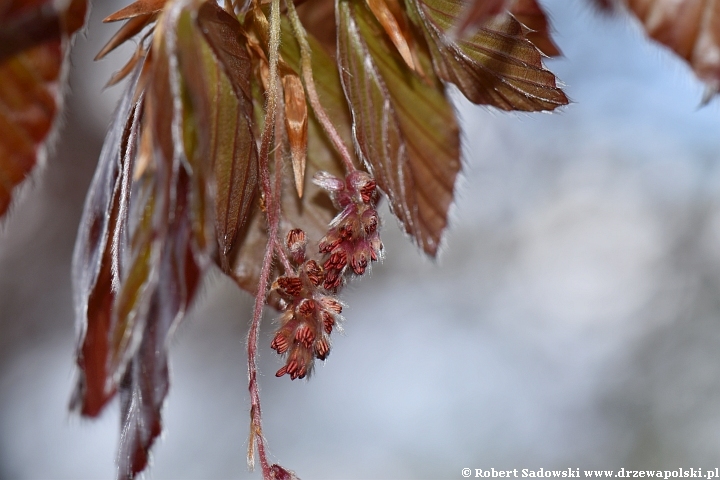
[271,332,290,354]
[274,276,303,299]
[361,209,378,234]
[321,310,335,334]
[297,298,316,316]
[303,260,323,286]
[323,269,342,291]
[294,324,315,348]
[314,338,330,360]
[350,249,368,275]
[286,229,307,264]
[280,347,313,380]
[319,296,343,314]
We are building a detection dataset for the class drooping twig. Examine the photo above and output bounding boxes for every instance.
[285,0,356,173]
[247,0,282,477]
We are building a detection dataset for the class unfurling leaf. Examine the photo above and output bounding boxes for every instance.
[283,73,308,198]
[407,0,568,111]
[0,0,88,218]
[337,0,460,256]
[194,1,259,267]
[622,0,720,96]
[71,70,142,417]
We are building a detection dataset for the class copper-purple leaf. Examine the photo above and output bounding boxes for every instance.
[71,68,142,417]
[408,0,568,111]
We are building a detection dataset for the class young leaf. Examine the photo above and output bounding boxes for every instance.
[407,0,568,111]
[110,2,219,474]
[0,0,88,218]
[71,67,143,417]
[117,172,201,480]
[622,0,720,96]
[106,33,175,389]
[337,0,461,256]
[191,1,259,268]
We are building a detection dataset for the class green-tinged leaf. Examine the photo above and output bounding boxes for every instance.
[196,1,254,101]
[110,172,158,389]
[337,0,460,256]
[407,0,568,111]
[296,0,337,54]
[622,0,720,97]
[189,2,259,266]
[0,0,87,218]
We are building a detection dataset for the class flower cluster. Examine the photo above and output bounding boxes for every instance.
[270,229,344,379]
[315,170,384,290]
[270,171,383,380]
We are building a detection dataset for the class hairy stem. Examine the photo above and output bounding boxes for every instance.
[247,0,282,478]
[247,240,274,478]
[285,0,356,173]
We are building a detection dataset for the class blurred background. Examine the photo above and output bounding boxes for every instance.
[2,0,720,478]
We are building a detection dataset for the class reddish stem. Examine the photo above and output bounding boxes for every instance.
[247,233,275,479]
[248,0,281,478]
